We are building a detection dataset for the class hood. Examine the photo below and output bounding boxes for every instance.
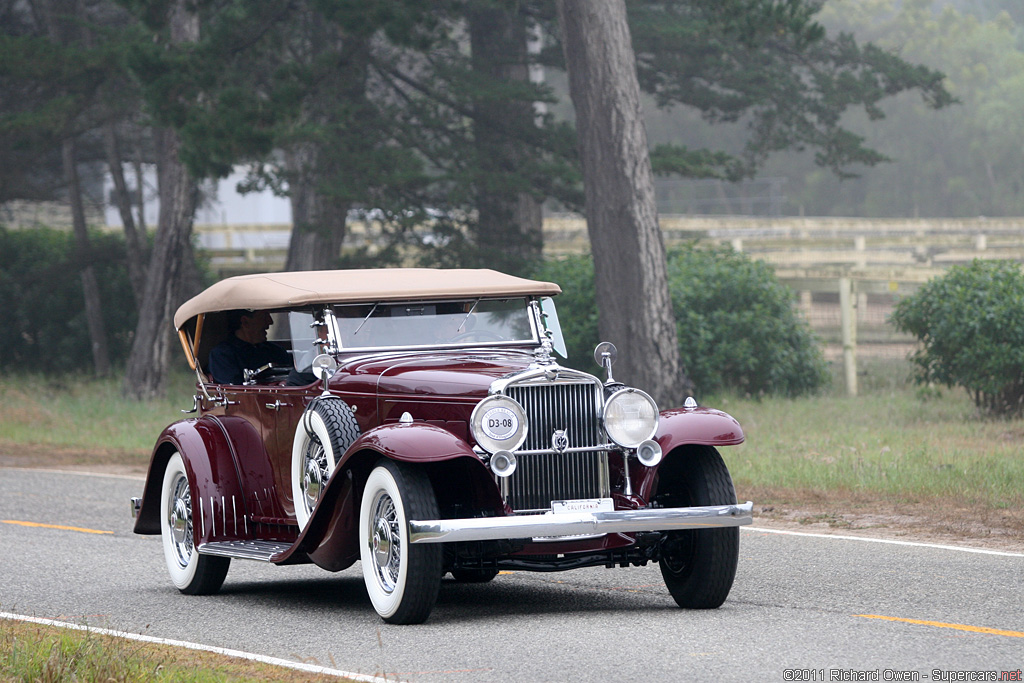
[334,349,539,399]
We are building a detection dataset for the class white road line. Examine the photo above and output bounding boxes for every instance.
[6,467,146,481]
[744,525,1024,557]
[0,611,395,683]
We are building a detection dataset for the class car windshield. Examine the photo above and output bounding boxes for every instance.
[332,298,536,350]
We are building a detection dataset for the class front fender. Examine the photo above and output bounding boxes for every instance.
[624,407,744,502]
[132,416,249,546]
[339,422,481,465]
[655,406,744,454]
[290,422,490,572]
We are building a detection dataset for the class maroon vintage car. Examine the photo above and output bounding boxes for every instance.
[131,268,752,624]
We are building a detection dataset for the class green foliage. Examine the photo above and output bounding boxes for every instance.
[531,247,829,397]
[0,227,136,372]
[891,259,1024,416]
[666,245,829,397]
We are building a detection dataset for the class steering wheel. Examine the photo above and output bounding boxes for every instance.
[246,363,291,384]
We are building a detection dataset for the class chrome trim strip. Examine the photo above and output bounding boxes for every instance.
[514,444,615,456]
[408,501,754,544]
[338,347,537,369]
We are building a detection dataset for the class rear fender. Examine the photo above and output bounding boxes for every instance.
[630,407,745,501]
[133,417,250,547]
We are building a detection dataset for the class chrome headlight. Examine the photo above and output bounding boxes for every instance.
[471,395,528,454]
[603,388,658,448]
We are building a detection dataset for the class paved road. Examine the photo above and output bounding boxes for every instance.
[2,468,1021,682]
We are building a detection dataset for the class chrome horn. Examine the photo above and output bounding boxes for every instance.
[636,439,663,467]
[489,450,517,478]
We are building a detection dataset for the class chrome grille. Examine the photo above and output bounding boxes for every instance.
[503,380,607,512]
[505,451,606,512]
[506,382,602,452]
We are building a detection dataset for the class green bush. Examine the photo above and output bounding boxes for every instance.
[531,246,829,398]
[0,227,137,372]
[891,259,1024,417]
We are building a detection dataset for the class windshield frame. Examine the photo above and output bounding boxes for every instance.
[320,296,544,355]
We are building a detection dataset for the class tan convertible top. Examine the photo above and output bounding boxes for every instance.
[174,268,561,330]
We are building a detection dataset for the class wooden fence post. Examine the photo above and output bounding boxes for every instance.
[839,276,857,397]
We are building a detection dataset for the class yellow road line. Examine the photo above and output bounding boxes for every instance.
[855,614,1024,638]
[2,520,113,535]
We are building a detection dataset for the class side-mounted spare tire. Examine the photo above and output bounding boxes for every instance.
[291,398,361,529]
[656,445,740,609]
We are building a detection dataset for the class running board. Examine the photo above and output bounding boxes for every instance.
[197,540,292,562]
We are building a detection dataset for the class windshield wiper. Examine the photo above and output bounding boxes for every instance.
[458,299,480,332]
[352,303,379,336]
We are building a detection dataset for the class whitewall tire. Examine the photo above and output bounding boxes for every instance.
[359,459,443,624]
[160,452,229,595]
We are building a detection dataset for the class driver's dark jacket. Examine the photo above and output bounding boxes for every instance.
[208,334,291,384]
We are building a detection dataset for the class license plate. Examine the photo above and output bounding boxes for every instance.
[551,498,614,514]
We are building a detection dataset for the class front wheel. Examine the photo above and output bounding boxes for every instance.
[160,452,230,595]
[657,445,739,609]
[359,460,443,624]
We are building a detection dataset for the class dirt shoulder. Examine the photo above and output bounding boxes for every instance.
[0,442,152,478]
[4,443,1022,554]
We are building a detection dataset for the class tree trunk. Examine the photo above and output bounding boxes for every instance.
[104,122,147,305]
[469,5,543,274]
[122,0,199,400]
[284,144,348,271]
[63,137,111,377]
[283,25,368,272]
[556,0,691,406]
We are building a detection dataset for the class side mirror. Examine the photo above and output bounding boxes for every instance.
[593,341,617,383]
[311,354,338,382]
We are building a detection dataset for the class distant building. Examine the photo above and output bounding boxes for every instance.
[103,166,292,229]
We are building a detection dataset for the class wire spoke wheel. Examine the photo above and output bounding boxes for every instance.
[359,459,443,624]
[159,452,229,595]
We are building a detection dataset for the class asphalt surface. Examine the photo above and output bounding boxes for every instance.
[1,468,1021,682]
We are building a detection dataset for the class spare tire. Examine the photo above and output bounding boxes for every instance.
[290,398,361,529]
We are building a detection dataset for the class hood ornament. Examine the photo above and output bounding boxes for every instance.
[534,336,556,364]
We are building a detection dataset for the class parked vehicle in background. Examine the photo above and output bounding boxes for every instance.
[131,268,751,624]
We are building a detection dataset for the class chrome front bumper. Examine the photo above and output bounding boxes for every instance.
[408,501,753,544]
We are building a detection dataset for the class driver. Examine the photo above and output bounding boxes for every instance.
[208,309,291,384]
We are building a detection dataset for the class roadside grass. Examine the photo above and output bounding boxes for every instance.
[715,358,1024,522]
[0,369,195,462]
[0,618,353,682]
